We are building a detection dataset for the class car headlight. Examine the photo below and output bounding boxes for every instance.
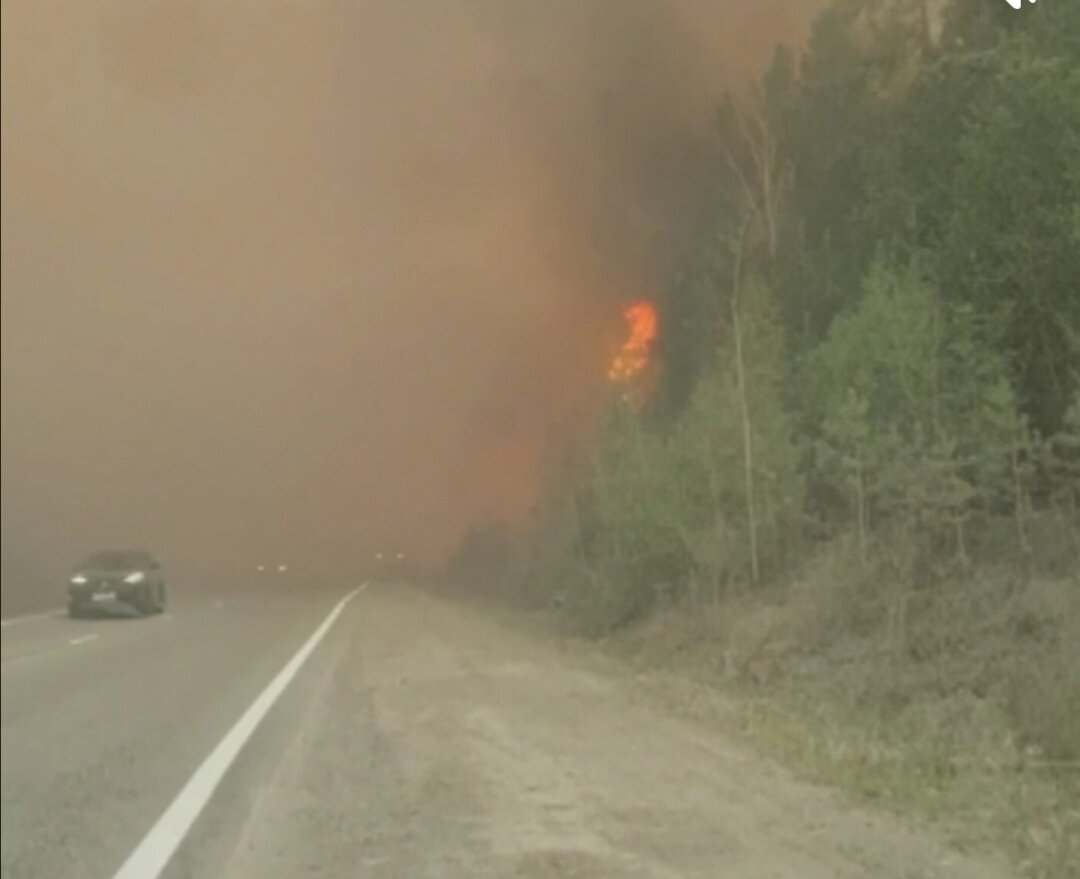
[70,574,88,584]
[124,571,146,584]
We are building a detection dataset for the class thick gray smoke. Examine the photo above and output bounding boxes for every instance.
[1,0,822,607]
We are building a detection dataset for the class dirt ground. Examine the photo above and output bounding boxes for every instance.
[224,584,1011,878]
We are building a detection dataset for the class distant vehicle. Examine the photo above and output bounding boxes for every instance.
[68,550,167,618]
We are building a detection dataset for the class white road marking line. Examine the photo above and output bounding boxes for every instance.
[110,584,366,879]
[68,634,99,646]
[1,609,62,629]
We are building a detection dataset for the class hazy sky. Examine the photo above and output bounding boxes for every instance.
[1,0,821,595]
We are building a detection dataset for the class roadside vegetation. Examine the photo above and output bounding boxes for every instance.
[447,2,1079,876]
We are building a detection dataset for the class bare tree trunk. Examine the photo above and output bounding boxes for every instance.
[758,112,779,260]
[763,477,776,573]
[955,510,970,576]
[1011,443,1031,556]
[855,460,867,569]
[1069,475,1079,553]
[723,84,785,261]
[706,457,726,606]
[731,225,759,585]
[631,412,649,473]
[713,517,726,606]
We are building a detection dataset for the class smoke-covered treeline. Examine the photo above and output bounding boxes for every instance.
[519,0,1079,626]
[499,7,1080,871]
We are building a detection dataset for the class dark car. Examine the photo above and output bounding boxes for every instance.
[68,550,167,618]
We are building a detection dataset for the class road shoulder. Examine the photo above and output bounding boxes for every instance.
[224,584,1010,879]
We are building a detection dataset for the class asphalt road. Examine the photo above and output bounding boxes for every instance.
[1,580,357,879]
[2,582,1009,879]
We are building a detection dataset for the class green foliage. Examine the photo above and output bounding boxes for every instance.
[768,0,935,348]
[572,407,697,627]
[748,0,1080,435]
[534,0,1078,639]
[803,258,1028,556]
[938,35,1080,435]
[574,280,803,629]
[520,5,1080,873]
[1046,392,1080,528]
[677,282,804,583]
[652,253,725,422]
[805,260,940,437]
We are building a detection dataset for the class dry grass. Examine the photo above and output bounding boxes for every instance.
[596,535,1080,879]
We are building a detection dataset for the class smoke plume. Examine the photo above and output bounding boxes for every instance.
[1,0,822,604]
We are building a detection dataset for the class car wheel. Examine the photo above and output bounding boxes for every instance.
[137,584,158,616]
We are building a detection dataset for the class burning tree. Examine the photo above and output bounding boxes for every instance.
[607,300,659,410]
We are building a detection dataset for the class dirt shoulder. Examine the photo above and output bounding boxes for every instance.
[225,584,1009,878]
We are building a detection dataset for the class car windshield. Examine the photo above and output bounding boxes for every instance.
[79,551,153,571]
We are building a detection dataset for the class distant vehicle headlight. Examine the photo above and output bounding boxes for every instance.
[124,571,146,584]
[70,574,88,584]
[278,564,288,573]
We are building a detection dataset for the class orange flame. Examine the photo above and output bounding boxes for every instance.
[607,300,658,383]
